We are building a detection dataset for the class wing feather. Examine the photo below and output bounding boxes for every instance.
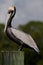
[11,28,39,53]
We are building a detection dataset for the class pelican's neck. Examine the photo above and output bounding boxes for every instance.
[4,13,12,32]
[4,11,15,32]
[7,14,12,27]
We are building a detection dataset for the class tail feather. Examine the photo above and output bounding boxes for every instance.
[34,46,40,54]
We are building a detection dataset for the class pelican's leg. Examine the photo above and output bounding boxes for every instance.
[18,43,23,51]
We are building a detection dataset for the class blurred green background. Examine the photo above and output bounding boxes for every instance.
[0,21,43,65]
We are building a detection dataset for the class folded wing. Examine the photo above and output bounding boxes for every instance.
[11,28,39,53]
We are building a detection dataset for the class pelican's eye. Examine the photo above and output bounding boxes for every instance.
[8,10,13,14]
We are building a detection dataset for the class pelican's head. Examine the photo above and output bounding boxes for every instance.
[8,6,16,15]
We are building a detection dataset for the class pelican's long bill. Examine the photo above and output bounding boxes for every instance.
[4,13,11,32]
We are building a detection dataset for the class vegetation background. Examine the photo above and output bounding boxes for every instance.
[0,21,43,65]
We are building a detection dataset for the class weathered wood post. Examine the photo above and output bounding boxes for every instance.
[2,51,24,65]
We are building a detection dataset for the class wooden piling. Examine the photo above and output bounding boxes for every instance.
[2,51,24,65]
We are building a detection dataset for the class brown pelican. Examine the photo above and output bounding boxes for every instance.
[4,6,39,53]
